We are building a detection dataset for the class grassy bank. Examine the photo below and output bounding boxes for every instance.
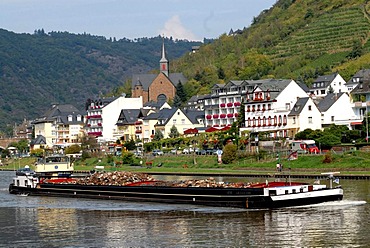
[1,150,369,176]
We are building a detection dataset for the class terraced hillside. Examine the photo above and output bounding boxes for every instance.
[268,7,370,60]
[173,0,370,90]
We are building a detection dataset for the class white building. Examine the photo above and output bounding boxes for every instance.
[289,97,322,132]
[309,72,347,97]
[33,104,84,148]
[317,93,360,128]
[86,95,143,142]
[242,79,309,138]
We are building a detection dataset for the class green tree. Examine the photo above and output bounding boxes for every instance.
[222,143,237,164]
[347,40,363,59]
[65,144,81,154]
[124,139,136,151]
[169,125,180,138]
[153,130,164,141]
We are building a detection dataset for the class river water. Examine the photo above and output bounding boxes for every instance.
[0,171,369,247]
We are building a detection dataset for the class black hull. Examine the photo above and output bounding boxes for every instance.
[9,183,343,209]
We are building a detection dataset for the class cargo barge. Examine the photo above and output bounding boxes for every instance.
[8,155,343,209]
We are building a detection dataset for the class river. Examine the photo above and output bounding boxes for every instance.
[0,171,369,247]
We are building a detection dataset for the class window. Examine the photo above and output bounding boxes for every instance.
[293,117,296,124]
[331,116,334,121]
[285,103,290,110]
[321,90,325,94]
[308,105,312,111]
[173,119,177,124]
[308,117,313,124]
[181,119,185,124]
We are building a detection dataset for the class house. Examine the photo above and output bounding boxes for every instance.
[350,73,370,121]
[309,72,347,97]
[317,93,360,129]
[185,94,207,110]
[29,135,47,151]
[115,109,146,142]
[131,40,187,105]
[204,80,249,128]
[346,69,370,92]
[33,104,84,148]
[85,95,143,142]
[288,97,322,133]
[243,79,309,138]
[144,108,202,139]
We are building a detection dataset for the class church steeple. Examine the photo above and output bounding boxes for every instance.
[160,38,169,77]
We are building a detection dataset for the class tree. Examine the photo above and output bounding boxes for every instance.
[347,40,363,59]
[169,125,180,138]
[222,143,237,164]
[172,95,182,107]
[124,139,136,151]
[65,144,81,154]
[153,130,164,141]
[176,81,187,103]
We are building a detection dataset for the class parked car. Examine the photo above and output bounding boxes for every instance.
[170,149,178,155]
[195,149,207,155]
[152,149,164,156]
[205,149,217,155]
[182,148,190,154]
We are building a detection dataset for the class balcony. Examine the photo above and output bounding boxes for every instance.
[234,102,241,107]
[234,113,239,117]
[87,114,102,119]
[206,114,212,120]
[88,131,102,136]
[226,102,233,107]
[227,113,234,118]
[220,114,227,118]
[219,103,226,108]
[135,130,142,134]
[213,114,219,119]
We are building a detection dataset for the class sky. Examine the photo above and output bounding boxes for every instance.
[0,0,276,41]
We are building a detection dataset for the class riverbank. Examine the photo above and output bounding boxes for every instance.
[1,151,369,179]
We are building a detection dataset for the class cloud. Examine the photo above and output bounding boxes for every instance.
[159,15,200,41]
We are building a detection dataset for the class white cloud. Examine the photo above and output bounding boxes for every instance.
[159,15,200,41]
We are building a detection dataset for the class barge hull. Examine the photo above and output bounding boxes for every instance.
[9,183,343,209]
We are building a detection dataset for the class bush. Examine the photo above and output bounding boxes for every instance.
[121,152,134,165]
[222,143,237,164]
[322,151,333,163]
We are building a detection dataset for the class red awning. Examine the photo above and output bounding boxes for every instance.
[184,128,198,134]
[221,126,231,131]
[350,122,362,125]
[205,126,231,132]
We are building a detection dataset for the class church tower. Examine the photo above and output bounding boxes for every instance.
[159,39,169,77]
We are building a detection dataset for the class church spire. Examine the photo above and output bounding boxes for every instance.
[160,37,169,76]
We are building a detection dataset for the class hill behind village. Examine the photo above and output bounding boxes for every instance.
[1,0,370,135]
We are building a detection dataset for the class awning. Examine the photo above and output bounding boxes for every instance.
[184,128,198,134]
[350,122,362,125]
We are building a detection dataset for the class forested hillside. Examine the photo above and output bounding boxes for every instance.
[172,0,370,96]
[0,30,201,135]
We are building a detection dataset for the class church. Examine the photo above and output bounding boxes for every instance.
[131,41,188,105]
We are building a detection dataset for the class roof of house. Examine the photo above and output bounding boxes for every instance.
[289,97,310,115]
[33,104,84,125]
[347,69,370,85]
[317,92,344,112]
[30,135,46,145]
[310,72,338,89]
[350,80,370,94]
[116,109,143,126]
[131,72,187,90]
[183,109,205,124]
